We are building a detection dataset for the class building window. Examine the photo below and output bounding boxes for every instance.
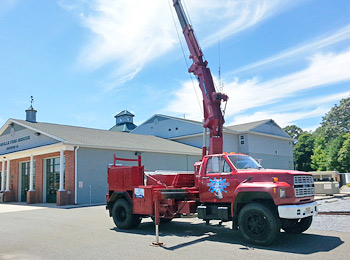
[240,135,245,145]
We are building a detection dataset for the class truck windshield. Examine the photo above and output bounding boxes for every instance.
[228,155,262,170]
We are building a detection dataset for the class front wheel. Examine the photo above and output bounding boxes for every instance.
[281,216,313,234]
[112,199,141,229]
[238,203,280,246]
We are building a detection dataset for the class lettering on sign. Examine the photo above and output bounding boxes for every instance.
[0,136,31,149]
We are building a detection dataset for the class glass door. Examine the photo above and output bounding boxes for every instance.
[20,161,35,202]
[46,158,61,203]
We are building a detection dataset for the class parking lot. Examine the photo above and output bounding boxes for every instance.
[0,202,349,260]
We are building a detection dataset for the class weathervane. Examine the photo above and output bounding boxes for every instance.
[30,96,34,106]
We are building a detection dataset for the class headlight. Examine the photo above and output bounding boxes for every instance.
[280,188,286,198]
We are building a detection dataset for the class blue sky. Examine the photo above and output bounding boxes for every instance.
[0,0,349,132]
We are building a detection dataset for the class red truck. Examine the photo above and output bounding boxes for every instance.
[106,0,318,245]
[106,153,317,245]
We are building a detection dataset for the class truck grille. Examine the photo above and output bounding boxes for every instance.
[294,175,314,198]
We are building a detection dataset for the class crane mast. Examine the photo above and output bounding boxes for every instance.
[173,0,228,156]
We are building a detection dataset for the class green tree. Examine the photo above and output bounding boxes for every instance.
[311,136,327,171]
[326,135,345,171]
[321,96,350,141]
[338,134,350,172]
[283,125,304,141]
[294,133,315,171]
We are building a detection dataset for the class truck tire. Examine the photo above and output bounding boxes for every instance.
[112,199,141,229]
[281,216,313,234]
[238,203,280,246]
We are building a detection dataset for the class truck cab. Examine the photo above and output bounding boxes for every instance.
[195,153,318,245]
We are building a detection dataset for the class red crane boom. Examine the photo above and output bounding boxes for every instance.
[173,0,228,156]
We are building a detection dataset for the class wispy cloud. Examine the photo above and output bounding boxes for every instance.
[230,25,350,75]
[164,49,350,127]
[272,91,350,113]
[59,0,177,89]
[59,0,290,89]
[231,91,350,128]
[183,0,288,48]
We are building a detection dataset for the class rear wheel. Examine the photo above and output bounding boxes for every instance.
[238,203,280,246]
[282,216,313,234]
[112,199,141,229]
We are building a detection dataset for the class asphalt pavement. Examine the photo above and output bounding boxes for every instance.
[1,204,349,260]
[0,185,349,260]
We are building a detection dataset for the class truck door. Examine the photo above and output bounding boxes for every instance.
[199,156,237,203]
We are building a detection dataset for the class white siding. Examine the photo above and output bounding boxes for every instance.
[247,134,293,157]
[77,148,201,204]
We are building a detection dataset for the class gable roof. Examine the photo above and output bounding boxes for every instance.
[226,119,272,132]
[115,110,134,118]
[2,119,201,155]
[226,119,291,139]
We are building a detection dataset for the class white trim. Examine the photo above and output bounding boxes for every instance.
[1,159,5,191]
[29,155,34,191]
[58,150,65,191]
[6,159,10,191]
[0,119,15,136]
[18,162,22,202]
[43,159,47,203]
[2,141,200,158]
[74,146,79,204]
[2,143,75,160]
[63,143,202,156]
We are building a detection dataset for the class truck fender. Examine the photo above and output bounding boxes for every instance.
[107,191,133,217]
[231,183,281,221]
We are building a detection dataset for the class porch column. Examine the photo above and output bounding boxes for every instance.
[29,155,34,191]
[58,150,65,191]
[1,159,5,191]
[5,159,10,191]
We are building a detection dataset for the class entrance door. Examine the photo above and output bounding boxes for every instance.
[46,158,61,203]
[20,161,35,202]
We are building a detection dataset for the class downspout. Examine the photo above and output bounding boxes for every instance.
[74,146,80,204]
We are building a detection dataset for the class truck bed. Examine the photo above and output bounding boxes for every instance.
[146,172,195,188]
